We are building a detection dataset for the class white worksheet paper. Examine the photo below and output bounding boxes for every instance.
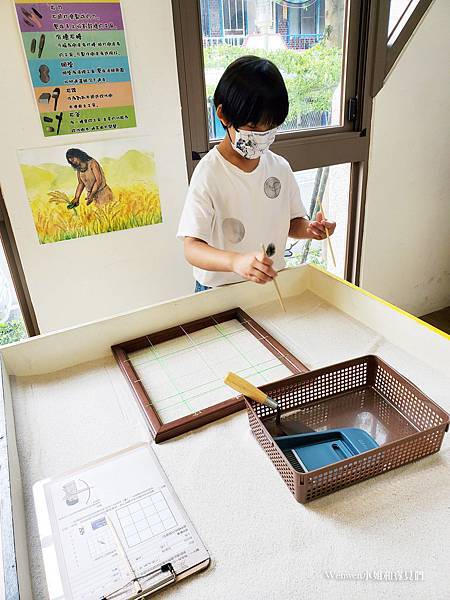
[33,444,209,600]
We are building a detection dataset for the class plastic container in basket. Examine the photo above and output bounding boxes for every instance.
[245,355,449,503]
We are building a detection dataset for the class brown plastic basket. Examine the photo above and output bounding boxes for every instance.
[245,355,449,503]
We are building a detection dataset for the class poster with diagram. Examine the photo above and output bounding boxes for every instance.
[14,0,136,136]
[18,137,162,244]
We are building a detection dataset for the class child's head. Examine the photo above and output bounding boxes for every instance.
[214,56,289,132]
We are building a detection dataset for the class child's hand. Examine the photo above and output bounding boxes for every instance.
[307,211,336,240]
[232,250,277,284]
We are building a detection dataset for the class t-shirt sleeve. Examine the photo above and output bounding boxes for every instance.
[287,169,307,220]
[176,170,214,244]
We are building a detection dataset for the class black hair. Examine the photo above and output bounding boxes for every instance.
[214,56,289,129]
[66,148,93,163]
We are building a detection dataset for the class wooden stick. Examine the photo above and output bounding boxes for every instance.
[317,199,337,268]
[261,244,286,312]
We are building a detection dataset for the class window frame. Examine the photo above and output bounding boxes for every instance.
[173,0,381,282]
[174,0,366,167]
[385,0,434,75]
[0,188,39,338]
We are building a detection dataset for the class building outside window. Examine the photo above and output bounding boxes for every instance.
[202,0,325,49]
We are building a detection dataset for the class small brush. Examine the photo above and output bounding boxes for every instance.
[261,243,286,312]
[224,372,314,436]
[317,198,337,268]
[224,372,278,409]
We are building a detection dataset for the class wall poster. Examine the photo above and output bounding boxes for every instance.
[19,137,162,244]
[14,1,136,136]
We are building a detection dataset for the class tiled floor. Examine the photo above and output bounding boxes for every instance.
[420,306,450,334]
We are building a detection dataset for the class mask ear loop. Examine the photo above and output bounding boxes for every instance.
[225,124,238,145]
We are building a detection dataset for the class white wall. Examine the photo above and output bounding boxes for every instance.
[361,0,450,316]
[0,0,194,333]
[3,0,449,334]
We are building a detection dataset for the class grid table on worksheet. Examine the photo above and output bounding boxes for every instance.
[116,492,177,548]
[127,319,292,424]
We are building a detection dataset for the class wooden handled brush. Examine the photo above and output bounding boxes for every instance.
[317,199,337,268]
[224,372,315,435]
[261,243,286,312]
[224,372,278,409]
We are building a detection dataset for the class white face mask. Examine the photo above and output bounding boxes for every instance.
[229,126,277,159]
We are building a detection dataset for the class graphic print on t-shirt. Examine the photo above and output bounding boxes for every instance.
[264,177,282,198]
[222,218,246,243]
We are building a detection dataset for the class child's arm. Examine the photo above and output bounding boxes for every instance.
[184,237,277,285]
[286,167,336,240]
[289,212,336,240]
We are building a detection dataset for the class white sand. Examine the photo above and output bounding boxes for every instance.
[11,291,450,600]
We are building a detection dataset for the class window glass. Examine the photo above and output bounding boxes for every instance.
[388,0,413,36]
[223,0,246,34]
[285,163,350,277]
[0,244,27,345]
[201,0,348,140]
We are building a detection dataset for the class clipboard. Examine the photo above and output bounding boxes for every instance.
[33,444,210,599]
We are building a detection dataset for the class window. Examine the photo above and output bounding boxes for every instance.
[0,190,39,344]
[388,0,413,36]
[0,245,27,345]
[202,0,246,43]
[286,164,350,277]
[172,0,380,282]
[223,0,245,34]
[201,0,352,140]
[384,0,434,76]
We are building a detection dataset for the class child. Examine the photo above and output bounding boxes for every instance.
[177,56,336,292]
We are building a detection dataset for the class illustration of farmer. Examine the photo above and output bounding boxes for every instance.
[66,148,114,209]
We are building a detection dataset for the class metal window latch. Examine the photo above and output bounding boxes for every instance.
[192,150,208,161]
[347,97,358,122]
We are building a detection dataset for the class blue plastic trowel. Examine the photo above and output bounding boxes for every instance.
[274,428,379,471]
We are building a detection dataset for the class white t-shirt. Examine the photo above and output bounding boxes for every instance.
[177,146,306,287]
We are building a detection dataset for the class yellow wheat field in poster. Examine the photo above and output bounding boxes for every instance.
[19,138,163,244]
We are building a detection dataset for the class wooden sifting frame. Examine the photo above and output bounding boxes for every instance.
[112,307,308,442]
